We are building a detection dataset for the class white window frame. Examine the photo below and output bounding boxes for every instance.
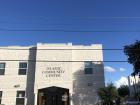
[18,62,28,75]
[0,91,2,104]
[16,90,26,105]
[0,63,5,75]
[84,61,93,74]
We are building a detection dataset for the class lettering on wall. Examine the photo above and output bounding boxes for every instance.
[42,67,65,78]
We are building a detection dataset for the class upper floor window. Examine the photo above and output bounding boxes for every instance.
[0,63,5,75]
[16,91,25,105]
[84,61,93,74]
[0,91,2,104]
[18,62,27,75]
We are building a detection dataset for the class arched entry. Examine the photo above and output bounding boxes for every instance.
[37,86,69,105]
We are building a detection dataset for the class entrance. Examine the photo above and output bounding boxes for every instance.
[37,86,69,105]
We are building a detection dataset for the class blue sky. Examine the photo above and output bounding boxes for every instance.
[0,0,140,87]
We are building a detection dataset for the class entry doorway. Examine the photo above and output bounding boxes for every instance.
[37,86,70,105]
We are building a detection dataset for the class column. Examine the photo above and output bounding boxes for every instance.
[34,93,38,105]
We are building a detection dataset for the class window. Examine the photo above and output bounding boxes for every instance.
[0,63,5,75]
[0,91,2,104]
[84,61,93,74]
[16,91,25,105]
[18,62,27,75]
[87,82,93,86]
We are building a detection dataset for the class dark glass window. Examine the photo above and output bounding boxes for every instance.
[16,91,25,105]
[87,82,93,86]
[0,63,5,75]
[84,61,93,74]
[18,62,27,75]
[0,91,2,104]
[16,91,25,97]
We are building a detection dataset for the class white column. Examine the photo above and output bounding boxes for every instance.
[34,93,38,105]
[70,94,73,105]
[25,98,27,105]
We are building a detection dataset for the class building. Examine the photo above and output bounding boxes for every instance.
[0,43,105,105]
[128,75,140,96]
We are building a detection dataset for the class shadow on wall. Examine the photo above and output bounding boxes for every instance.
[26,47,37,105]
[72,62,105,105]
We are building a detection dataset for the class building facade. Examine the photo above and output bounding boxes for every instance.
[0,43,105,105]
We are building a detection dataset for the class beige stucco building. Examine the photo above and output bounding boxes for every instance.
[0,43,105,105]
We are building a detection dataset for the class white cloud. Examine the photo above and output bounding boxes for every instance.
[120,68,126,72]
[115,76,128,88]
[104,66,116,72]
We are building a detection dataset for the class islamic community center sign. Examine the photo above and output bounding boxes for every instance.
[42,67,65,78]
